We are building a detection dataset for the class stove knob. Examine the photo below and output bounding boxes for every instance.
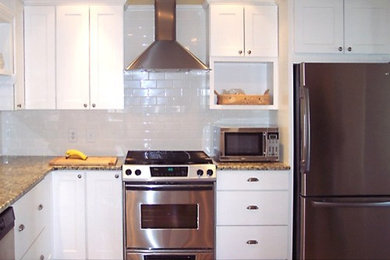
[135,169,141,176]
[125,169,132,176]
[207,169,214,176]
[197,169,204,176]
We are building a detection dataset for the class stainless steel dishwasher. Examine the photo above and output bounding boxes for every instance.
[0,207,15,260]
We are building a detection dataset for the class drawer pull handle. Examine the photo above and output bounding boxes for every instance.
[18,224,25,232]
[115,174,119,179]
[247,240,258,245]
[247,177,259,182]
[78,174,82,179]
[38,204,43,211]
[246,205,259,210]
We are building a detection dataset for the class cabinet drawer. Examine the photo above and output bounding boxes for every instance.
[13,176,50,260]
[217,191,289,225]
[21,228,51,260]
[216,170,289,191]
[216,226,288,260]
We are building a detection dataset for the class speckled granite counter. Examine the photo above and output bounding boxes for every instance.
[214,161,290,171]
[0,156,123,214]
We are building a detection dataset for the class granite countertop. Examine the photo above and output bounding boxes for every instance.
[214,160,290,170]
[0,156,123,214]
[0,155,289,214]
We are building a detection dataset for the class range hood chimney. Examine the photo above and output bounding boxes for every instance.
[126,0,209,71]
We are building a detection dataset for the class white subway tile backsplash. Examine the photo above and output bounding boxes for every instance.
[0,6,272,156]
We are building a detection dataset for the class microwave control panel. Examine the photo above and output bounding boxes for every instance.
[266,132,279,158]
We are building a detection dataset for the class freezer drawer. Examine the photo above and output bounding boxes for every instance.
[300,197,390,260]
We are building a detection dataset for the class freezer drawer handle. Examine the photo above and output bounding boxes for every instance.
[246,205,259,210]
[247,177,259,182]
[246,240,258,245]
[312,200,390,208]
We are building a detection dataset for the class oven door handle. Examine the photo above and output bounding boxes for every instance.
[125,183,214,191]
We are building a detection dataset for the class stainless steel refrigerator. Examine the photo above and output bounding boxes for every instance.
[294,63,390,260]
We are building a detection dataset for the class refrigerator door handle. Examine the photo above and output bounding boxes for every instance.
[300,66,311,174]
[311,200,390,208]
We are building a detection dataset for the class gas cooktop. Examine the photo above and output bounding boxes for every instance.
[122,150,216,182]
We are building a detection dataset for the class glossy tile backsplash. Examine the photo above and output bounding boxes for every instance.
[0,5,273,156]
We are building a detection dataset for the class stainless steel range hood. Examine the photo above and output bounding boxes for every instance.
[125,0,209,71]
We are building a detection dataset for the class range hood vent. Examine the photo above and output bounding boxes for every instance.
[126,0,208,71]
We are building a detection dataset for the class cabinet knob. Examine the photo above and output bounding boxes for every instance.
[338,47,343,52]
[247,177,259,182]
[83,104,88,108]
[348,47,352,52]
[17,104,22,108]
[246,240,258,245]
[247,50,252,55]
[246,205,259,210]
[18,224,25,232]
[238,50,243,55]
[92,103,96,108]
[40,255,44,260]
[115,174,119,179]
[77,174,82,179]
[38,204,43,211]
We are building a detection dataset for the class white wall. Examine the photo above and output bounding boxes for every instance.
[1,5,274,157]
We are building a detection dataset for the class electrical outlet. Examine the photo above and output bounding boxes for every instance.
[68,128,77,143]
[86,129,96,143]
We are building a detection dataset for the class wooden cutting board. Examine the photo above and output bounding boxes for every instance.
[49,156,118,166]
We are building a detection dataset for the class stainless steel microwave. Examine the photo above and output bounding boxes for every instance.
[214,127,279,162]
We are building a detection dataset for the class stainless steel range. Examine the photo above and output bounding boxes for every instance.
[122,150,216,260]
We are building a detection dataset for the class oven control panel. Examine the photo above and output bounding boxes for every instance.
[122,164,216,181]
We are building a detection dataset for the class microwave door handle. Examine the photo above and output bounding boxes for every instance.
[301,67,311,174]
[263,133,267,156]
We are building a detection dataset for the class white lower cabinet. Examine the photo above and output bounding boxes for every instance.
[13,174,52,260]
[216,170,290,260]
[52,170,123,260]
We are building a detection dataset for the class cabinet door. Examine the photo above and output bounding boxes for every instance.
[245,5,278,57]
[24,6,55,109]
[56,6,90,109]
[90,6,124,110]
[86,171,123,259]
[52,171,86,260]
[344,0,390,54]
[294,0,344,53]
[209,5,244,57]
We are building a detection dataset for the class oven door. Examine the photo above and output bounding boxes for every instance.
[125,182,214,249]
[126,250,213,260]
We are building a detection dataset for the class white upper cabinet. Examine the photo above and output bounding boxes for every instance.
[0,3,13,76]
[23,3,124,110]
[24,6,56,109]
[210,3,278,57]
[294,0,390,54]
[89,6,124,110]
[56,6,90,109]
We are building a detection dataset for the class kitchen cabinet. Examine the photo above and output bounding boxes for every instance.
[208,2,279,110]
[23,3,124,110]
[0,3,13,76]
[13,174,52,260]
[24,6,55,109]
[216,170,290,260]
[294,0,390,54]
[52,170,123,260]
[209,4,278,57]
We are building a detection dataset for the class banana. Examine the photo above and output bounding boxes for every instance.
[65,149,88,160]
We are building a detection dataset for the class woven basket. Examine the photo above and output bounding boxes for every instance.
[214,89,271,105]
